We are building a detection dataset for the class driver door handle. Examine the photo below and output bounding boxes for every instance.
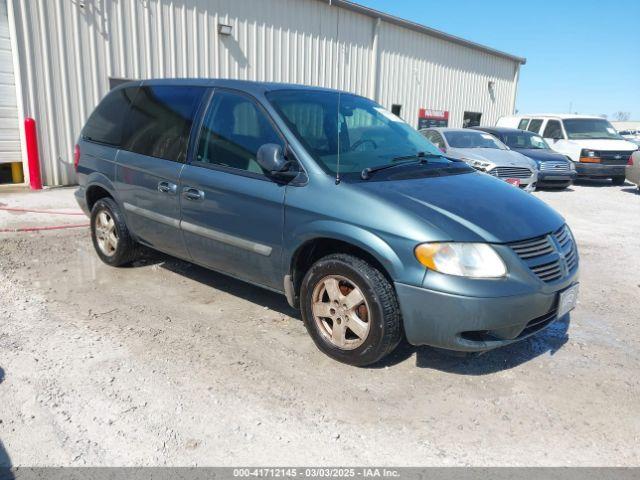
[182,187,204,201]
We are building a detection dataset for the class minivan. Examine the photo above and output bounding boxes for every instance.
[497,114,638,185]
[76,79,579,366]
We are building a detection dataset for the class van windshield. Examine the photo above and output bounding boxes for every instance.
[266,90,450,176]
[563,119,622,140]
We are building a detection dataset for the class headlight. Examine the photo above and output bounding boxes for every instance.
[580,149,601,163]
[469,159,493,171]
[414,242,507,278]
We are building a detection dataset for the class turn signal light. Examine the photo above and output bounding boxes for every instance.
[579,157,601,163]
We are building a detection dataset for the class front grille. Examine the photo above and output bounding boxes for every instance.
[508,225,579,283]
[489,166,534,179]
[599,150,634,165]
[510,235,554,259]
[540,161,571,172]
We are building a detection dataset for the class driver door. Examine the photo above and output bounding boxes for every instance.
[179,89,288,290]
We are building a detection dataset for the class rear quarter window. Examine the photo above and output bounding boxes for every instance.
[121,86,206,162]
[82,87,138,146]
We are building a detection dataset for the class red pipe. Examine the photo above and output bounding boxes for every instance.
[24,118,43,190]
[0,206,85,215]
[0,223,89,233]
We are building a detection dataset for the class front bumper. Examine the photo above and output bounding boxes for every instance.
[396,274,578,352]
[575,163,626,178]
[537,170,576,186]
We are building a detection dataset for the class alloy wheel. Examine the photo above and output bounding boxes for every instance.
[95,210,118,257]
[311,275,371,350]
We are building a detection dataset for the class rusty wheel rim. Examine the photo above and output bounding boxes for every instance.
[311,275,370,350]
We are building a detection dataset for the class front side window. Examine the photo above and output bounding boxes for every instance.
[517,118,530,130]
[443,131,508,150]
[267,90,444,176]
[527,119,543,133]
[543,120,564,139]
[82,87,138,146]
[563,118,622,140]
[122,86,206,162]
[502,131,550,150]
[195,90,283,174]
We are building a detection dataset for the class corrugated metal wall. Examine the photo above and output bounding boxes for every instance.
[8,0,519,186]
[0,0,20,164]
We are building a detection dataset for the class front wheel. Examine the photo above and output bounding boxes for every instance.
[300,253,402,366]
[611,176,626,186]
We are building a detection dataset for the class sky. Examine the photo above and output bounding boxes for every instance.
[356,0,640,120]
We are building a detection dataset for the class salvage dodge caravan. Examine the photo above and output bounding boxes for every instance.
[76,80,579,366]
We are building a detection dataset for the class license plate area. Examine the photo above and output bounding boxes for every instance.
[505,178,521,187]
[557,283,579,318]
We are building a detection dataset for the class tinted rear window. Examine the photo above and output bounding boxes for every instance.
[121,86,206,162]
[82,87,138,146]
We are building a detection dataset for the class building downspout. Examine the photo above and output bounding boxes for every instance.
[6,0,29,185]
[510,63,521,114]
[369,17,381,102]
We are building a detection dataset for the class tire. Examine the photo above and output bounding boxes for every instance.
[300,253,402,366]
[611,176,626,186]
[90,197,140,267]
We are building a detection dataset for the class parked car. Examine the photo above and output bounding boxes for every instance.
[473,127,576,189]
[420,127,538,191]
[618,129,640,142]
[497,114,638,185]
[626,151,640,190]
[76,79,579,366]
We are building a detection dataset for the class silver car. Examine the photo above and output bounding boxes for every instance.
[421,127,538,191]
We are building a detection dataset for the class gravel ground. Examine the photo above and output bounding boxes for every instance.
[0,181,639,467]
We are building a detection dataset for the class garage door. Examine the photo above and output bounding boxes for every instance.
[0,0,21,165]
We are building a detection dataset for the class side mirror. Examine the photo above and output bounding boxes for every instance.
[256,143,297,179]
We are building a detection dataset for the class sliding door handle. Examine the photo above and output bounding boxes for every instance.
[182,187,204,201]
[157,181,177,195]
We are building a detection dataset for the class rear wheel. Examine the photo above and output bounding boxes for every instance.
[91,197,140,266]
[300,253,402,366]
[612,176,626,186]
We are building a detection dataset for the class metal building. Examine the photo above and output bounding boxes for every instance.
[1,0,525,186]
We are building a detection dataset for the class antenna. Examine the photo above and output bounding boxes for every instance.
[336,91,342,184]
[333,0,342,184]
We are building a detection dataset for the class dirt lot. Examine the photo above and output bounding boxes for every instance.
[1,181,639,467]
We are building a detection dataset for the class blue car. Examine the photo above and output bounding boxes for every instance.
[75,79,579,366]
[474,127,577,189]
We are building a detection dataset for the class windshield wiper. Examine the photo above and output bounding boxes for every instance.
[361,152,441,180]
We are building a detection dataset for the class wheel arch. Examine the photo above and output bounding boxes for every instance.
[285,223,405,308]
[85,174,119,212]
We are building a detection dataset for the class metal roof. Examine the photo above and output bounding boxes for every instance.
[326,0,527,65]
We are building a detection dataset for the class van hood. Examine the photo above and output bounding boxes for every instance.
[353,171,564,243]
[567,138,638,152]
[449,148,536,168]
